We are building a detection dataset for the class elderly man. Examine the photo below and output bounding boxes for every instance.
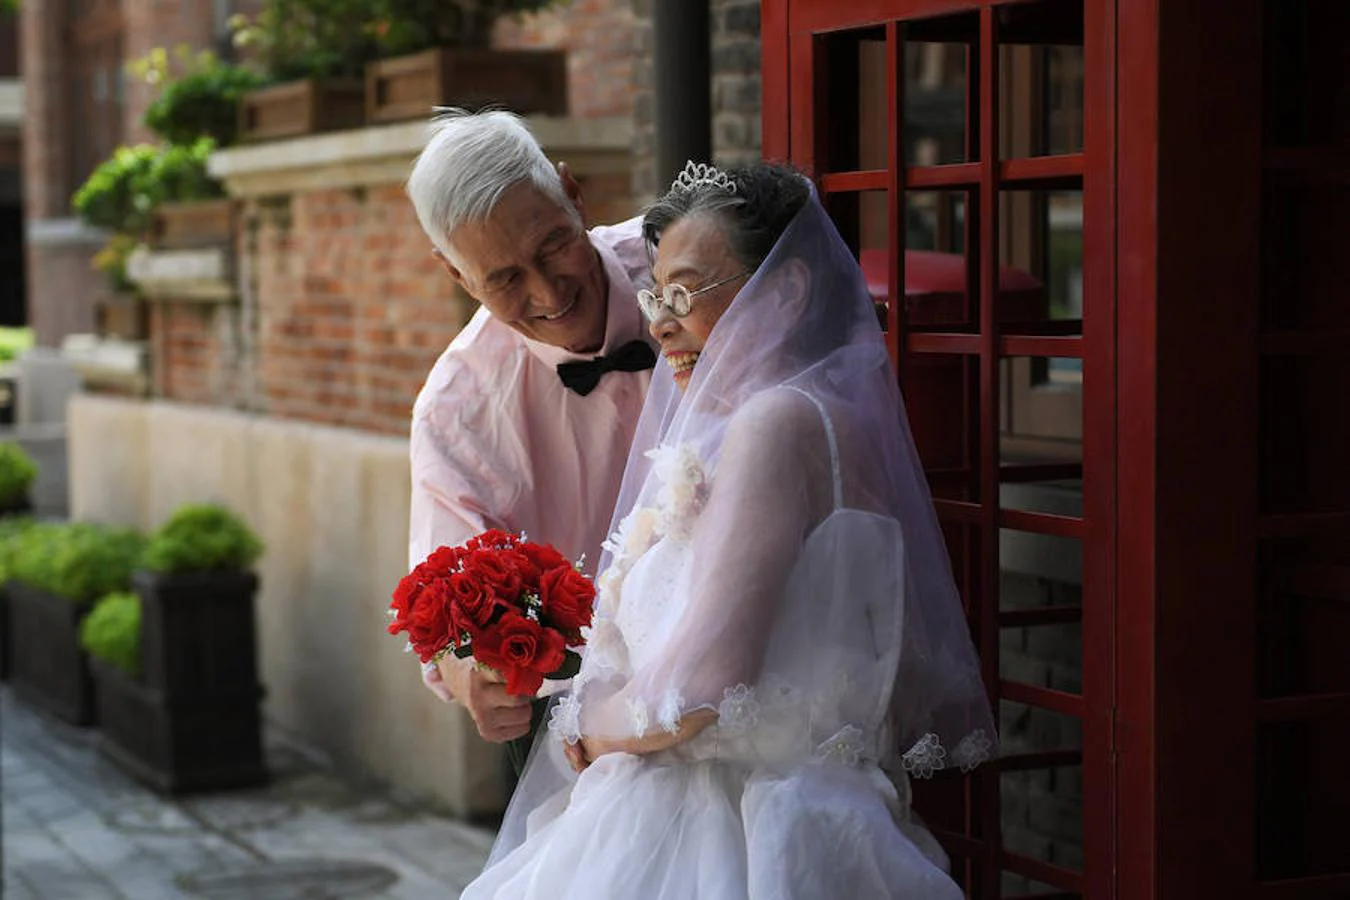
[404,110,655,757]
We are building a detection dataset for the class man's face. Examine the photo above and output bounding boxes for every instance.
[440,175,608,354]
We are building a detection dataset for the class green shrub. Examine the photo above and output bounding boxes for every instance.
[9,522,145,605]
[229,0,384,81]
[80,592,142,677]
[0,442,36,508]
[71,145,162,235]
[141,504,263,574]
[130,45,271,148]
[0,326,34,363]
[72,139,221,236]
[145,65,270,147]
[0,515,36,582]
[369,0,567,55]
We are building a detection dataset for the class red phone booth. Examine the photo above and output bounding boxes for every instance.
[762,1,1350,898]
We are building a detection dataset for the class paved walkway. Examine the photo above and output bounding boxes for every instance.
[0,686,494,899]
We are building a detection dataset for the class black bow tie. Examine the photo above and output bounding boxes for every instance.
[556,340,657,396]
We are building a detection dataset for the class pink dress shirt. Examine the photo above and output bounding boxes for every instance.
[408,217,655,578]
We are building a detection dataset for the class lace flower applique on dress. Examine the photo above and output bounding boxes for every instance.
[901,732,948,778]
[628,697,651,737]
[718,684,761,732]
[951,729,993,773]
[814,725,865,767]
[597,506,661,614]
[548,694,583,745]
[657,689,685,734]
[645,443,711,544]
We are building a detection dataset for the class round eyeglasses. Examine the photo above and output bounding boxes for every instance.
[637,269,753,321]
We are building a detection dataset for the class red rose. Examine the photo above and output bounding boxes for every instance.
[424,545,464,573]
[467,529,518,552]
[448,570,498,634]
[519,541,569,575]
[400,578,456,662]
[498,549,543,590]
[467,550,524,602]
[539,565,595,642]
[473,612,566,697]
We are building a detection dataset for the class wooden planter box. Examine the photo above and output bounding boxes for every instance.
[6,582,96,725]
[90,657,266,794]
[365,47,568,124]
[151,199,235,250]
[133,569,261,702]
[239,77,366,143]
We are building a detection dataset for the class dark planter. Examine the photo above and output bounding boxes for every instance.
[133,569,261,702]
[0,494,32,516]
[90,657,266,794]
[6,582,96,725]
[365,47,568,124]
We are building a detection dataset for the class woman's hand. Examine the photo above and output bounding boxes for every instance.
[563,740,591,774]
[571,709,720,767]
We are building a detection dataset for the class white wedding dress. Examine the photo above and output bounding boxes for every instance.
[460,432,965,900]
[461,181,994,900]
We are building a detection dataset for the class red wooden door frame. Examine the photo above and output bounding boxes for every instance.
[762,2,1305,899]
[764,1,1118,896]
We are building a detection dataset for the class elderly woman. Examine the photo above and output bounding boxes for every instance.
[460,162,996,899]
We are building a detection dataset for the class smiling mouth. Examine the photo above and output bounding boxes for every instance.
[666,352,699,376]
[538,296,578,322]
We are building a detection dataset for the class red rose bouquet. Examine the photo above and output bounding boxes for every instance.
[387,529,594,697]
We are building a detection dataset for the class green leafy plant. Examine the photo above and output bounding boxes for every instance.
[369,0,567,55]
[72,139,222,236]
[0,515,36,582]
[80,592,142,677]
[0,442,37,508]
[130,45,271,147]
[0,326,33,363]
[0,0,18,16]
[9,522,145,606]
[229,0,384,81]
[91,233,140,293]
[141,504,264,574]
[71,144,162,235]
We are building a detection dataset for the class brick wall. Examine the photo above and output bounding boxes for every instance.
[245,184,474,434]
[630,0,762,200]
[495,0,637,120]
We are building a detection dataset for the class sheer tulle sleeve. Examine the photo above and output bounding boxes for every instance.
[573,391,832,742]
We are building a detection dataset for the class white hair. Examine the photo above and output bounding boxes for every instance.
[405,108,575,263]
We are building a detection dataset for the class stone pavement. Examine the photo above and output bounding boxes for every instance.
[0,686,495,899]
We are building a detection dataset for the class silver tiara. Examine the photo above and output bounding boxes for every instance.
[671,161,736,194]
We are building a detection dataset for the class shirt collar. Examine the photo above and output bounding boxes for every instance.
[522,235,651,369]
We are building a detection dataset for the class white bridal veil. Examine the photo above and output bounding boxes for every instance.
[492,173,997,863]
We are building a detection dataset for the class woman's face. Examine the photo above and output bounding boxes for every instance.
[646,214,747,391]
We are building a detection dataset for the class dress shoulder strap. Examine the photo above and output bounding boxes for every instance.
[783,386,843,510]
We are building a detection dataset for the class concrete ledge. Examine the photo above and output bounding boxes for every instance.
[127,246,235,302]
[67,395,506,818]
[60,336,150,396]
[25,217,110,247]
[209,115,632,198]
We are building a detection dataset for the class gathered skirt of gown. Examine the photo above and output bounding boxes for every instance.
[461,518,964,900]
